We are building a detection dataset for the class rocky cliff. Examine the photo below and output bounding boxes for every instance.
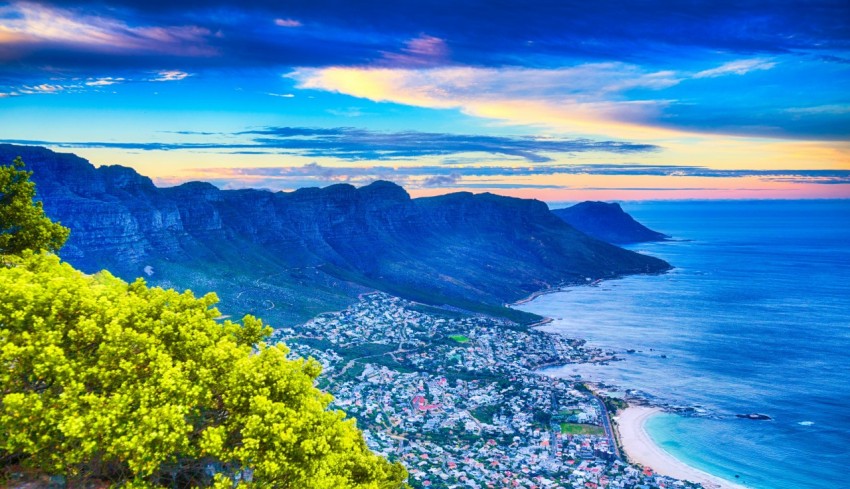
[551,201,669,244]
[3,144,671,325]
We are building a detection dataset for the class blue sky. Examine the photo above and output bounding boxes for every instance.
[1,0,849,200]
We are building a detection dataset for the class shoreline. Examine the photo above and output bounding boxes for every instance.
[615,406,750,489]
[510,267,673,308]
[515,276,753,489]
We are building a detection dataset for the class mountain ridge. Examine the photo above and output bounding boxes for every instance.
[2,144,671,326]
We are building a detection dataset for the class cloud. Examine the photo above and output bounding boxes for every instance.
[785,104,850,115]
[693,59,777,79]
[85,77,125,86]
[0,126,657,162]
[0,2,216,57]
[149,70,191,82]
[274,18,302,28]
[267,92,295,97]
[237,126,657,161]
[381,34,450,67]
[153,161,850,193]
[179,162,850,184]
[18,83,66,94]
[0,71,190,99]
[291,58,850,140]
[421,173,461,187]
[291,65,685,139]
[4,1,847,74]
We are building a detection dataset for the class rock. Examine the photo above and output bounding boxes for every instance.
[736,413,772,420]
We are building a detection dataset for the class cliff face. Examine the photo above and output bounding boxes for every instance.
[4,145,671,325]
[551,201,669,244]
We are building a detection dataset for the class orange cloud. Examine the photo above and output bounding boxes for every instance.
[291,65,850,171]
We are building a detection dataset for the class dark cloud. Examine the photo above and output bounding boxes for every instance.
[0,127,658,162]
[4,0,849,73]
[240,127,658,161]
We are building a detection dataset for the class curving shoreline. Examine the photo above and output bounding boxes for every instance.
[615,407,750,489]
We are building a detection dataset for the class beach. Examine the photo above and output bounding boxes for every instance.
[615,407,749,489]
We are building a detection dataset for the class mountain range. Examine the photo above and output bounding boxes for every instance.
[2,144,671,326]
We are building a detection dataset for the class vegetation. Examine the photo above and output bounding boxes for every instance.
[533,410,552,426]
[0,159,407,488]
[560,423,605,436]
[0,157,69,256]
[602,396,628,415]
[448,334,469,344]
[471,405,499,424]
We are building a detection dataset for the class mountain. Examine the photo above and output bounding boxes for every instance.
[3,144,671,326]
[551,201,669,244]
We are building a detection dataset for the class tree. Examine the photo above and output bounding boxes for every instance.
[0,157,69,256]
[0,253,408,488]
[0,158,408,487]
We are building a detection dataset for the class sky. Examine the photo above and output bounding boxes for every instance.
[1,0,849,201]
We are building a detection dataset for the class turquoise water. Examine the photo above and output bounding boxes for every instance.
[518,200,850,489]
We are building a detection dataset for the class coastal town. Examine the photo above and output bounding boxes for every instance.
[272,293,703,489]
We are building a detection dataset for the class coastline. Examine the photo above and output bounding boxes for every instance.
[615,407,750,489]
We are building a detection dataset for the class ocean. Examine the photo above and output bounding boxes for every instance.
[517,200,850,489]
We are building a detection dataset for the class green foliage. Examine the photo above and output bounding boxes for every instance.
[559,423,604,436]
[447,335,469,344]
[0,252,408,488]
[470,405,498,424]
[602,396,628,415]
[0,157,69,256]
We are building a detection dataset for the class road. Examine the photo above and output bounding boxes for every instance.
[591,395,622,460]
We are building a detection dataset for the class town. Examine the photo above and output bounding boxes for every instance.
[271,294,701,489]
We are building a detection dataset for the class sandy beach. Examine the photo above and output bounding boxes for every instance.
[615,407,750,489]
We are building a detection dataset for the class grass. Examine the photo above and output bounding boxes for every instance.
[560,423,605,436]
[448,334,470,343]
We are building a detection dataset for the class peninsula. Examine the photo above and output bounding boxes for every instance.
[552,201,669,244]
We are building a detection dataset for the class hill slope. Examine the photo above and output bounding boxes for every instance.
[3,144,671,325]
[551,201,669,244]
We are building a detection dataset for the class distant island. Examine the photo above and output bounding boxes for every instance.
[4,144,670,327]
[552,201,670,244]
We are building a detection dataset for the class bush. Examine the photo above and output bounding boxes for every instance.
[0,157,407,488]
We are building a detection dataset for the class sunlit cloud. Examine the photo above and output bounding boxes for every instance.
[289,61,850,170]
[0,1,215,57]
[291,65,685,139]
[18,83,65,94]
